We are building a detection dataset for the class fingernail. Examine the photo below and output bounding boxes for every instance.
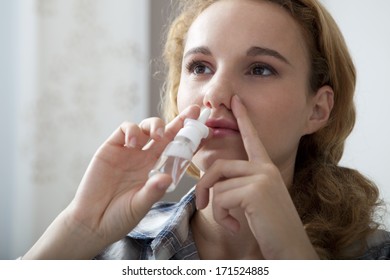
[128,137,137,148]
[195,197,203,210]
[233,95,242,103]
[156,128,164,139]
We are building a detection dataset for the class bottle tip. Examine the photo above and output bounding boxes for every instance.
[198,107,211,124]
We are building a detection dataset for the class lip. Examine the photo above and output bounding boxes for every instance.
[206,118,240,137]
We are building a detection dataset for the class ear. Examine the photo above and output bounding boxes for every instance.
[304,85,334,135]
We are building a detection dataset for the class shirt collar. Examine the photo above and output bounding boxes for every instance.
[129,188,198,259]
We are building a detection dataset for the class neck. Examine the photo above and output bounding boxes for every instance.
[275,151,297,189]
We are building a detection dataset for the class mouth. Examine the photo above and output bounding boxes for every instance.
[206,118,240,137]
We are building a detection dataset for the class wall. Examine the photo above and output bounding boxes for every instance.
[322,0,390,227]
[0,0,149,259]
[0,0,18,260]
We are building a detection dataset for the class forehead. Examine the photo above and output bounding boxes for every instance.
[185,0,308,64]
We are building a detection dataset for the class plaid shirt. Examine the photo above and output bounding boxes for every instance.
[94,188,390,260]
[95,188,199,260]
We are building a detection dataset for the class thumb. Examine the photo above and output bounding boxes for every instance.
[131,173,172,217]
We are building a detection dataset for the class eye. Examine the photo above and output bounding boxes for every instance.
[248,63,276,77]
[185,60,213,75]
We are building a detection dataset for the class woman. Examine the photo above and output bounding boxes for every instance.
[23,0,389,259]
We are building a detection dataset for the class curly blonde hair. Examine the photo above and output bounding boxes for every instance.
[161,0,382,259]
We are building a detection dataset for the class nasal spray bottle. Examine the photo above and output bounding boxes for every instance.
[149,107,211,192]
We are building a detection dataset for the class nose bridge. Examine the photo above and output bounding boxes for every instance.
[203,71,235,109]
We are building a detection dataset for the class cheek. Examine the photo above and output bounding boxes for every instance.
[245,94,309,147]
[176,91,188,113]
[254,100,307,133]
[177,80,203,113]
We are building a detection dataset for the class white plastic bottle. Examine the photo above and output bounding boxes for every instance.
[148,107,211,192]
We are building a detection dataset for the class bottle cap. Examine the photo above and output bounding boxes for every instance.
[176,107,211,152]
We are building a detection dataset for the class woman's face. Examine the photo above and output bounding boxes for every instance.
[177,0,317,172]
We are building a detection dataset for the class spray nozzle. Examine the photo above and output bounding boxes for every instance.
[175,107,211,152]
[197,107,211,124]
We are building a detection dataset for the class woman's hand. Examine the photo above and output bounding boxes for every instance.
[195,96,318,259]
[23,105,201,259]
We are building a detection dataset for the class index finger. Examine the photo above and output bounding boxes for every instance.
[144,104,201,153]
[231,95,271,163]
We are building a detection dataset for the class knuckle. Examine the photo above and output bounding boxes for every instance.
[213,159,227,169]
[120,122,139,133]
[213,192,223,207]
[120,121,134,127]
[140,117,164,129]
[213,197,222,209]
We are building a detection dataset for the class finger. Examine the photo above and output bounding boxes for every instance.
[106,103,199,151]
[211,181,260,234]
[212,189,243,234]
[126,117,166,149]
[121,122,153,149]
[213,179,257,210]
[144,104,201,153]
[195,160,255,209]
[104,122,140,148]
[212,204,240,234]
[231,95,271,163]
[130,173,173,218]
[123,122,143,148]
[197,174,261,210]
[139,117,166,142]
[164,104,201,140]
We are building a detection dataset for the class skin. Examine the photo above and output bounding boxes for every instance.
[23,0,333,260]
[23,106,203,259]
[178,0,333,259]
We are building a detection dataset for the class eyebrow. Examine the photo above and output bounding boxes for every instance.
[183,45,291,65]
[246,46,291,65]
[183,46,212,59]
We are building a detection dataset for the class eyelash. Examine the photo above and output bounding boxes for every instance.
[185,60,212,75]
[184,59,278,77]
[248,63,277,77]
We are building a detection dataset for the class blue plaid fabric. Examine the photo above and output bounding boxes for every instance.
[95,188,199,260]
[357,229,390,260]
[94,188,390,260]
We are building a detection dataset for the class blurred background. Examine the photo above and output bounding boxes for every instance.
[0,0,389,259]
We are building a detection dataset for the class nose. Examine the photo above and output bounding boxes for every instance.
[203,74,235,111]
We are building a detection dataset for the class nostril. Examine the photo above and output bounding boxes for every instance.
[204,101,212,109]
[203,85,234,110]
